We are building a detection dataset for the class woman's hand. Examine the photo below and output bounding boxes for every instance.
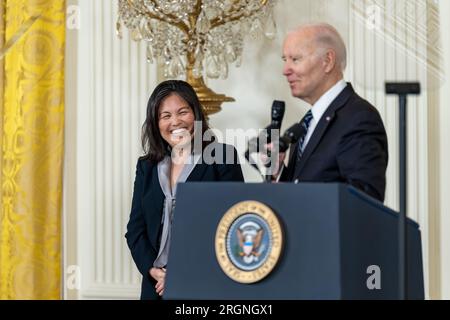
[149,267,166,296]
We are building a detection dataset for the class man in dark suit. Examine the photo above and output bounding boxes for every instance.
[275,23,388,202]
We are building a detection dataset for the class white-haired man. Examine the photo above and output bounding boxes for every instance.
[275,23,388,202]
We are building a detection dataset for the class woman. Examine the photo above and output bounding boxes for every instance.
[125,80,244,300]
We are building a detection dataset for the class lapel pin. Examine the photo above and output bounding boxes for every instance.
[326,116,331,122]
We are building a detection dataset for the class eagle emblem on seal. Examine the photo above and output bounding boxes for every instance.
[237,221,265,264]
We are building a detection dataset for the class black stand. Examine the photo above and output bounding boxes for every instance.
[264,148,275,183]
[385,82,421,300]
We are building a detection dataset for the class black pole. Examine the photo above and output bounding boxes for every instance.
[398,94,407,300]
[385,82,420,300]
[264,148,275,183]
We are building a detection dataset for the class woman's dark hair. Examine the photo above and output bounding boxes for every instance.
[141,80,210,163]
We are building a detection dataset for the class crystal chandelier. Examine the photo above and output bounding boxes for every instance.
[117,0,277,115]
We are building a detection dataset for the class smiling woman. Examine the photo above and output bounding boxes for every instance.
[125,80,244,300]
[141,80,210,163]
[157,94,195,150]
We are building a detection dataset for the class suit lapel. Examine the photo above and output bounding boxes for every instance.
[145,164,165,250]
[144,158,207,250]
[186,162,208,181]
[285,141,299,181]
[293,83,355,179]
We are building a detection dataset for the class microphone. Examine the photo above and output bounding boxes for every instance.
[278,122,303,153]
[246,100,285,157]
[264,122,303,163]
[269,100,286,132]
[261,122,303,181]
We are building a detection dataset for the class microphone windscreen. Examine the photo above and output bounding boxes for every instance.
[271,100,285,129]
[284,122,303,144]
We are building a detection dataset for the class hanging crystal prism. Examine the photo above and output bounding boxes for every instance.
[116,20,123,39]
[249,18,263,40]
[131,27,142,41]
[146,45,153,63]
[205,53,220,79]
[264,12,277,40]
[196,11,211,35]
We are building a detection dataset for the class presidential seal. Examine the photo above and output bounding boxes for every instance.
[215,201,283,284]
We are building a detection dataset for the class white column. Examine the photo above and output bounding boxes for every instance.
[65,0,157,299]
[438,0,450,300]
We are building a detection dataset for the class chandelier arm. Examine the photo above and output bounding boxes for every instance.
[187,0,203,31]
[209,0,268,29]
[126,0,190,35]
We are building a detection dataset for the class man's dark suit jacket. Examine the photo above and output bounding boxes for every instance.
[125,143,244,300]
[280,83,388,202]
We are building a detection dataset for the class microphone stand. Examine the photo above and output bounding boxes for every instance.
[245,122,302,184]
[245,100,285,183]
[264,149,274,183]
[244,149,267,182]
[385,82,421,300]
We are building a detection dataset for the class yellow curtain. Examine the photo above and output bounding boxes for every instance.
[0,0,65,299]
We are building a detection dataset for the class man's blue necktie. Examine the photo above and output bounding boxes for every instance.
[297,110,313,159]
